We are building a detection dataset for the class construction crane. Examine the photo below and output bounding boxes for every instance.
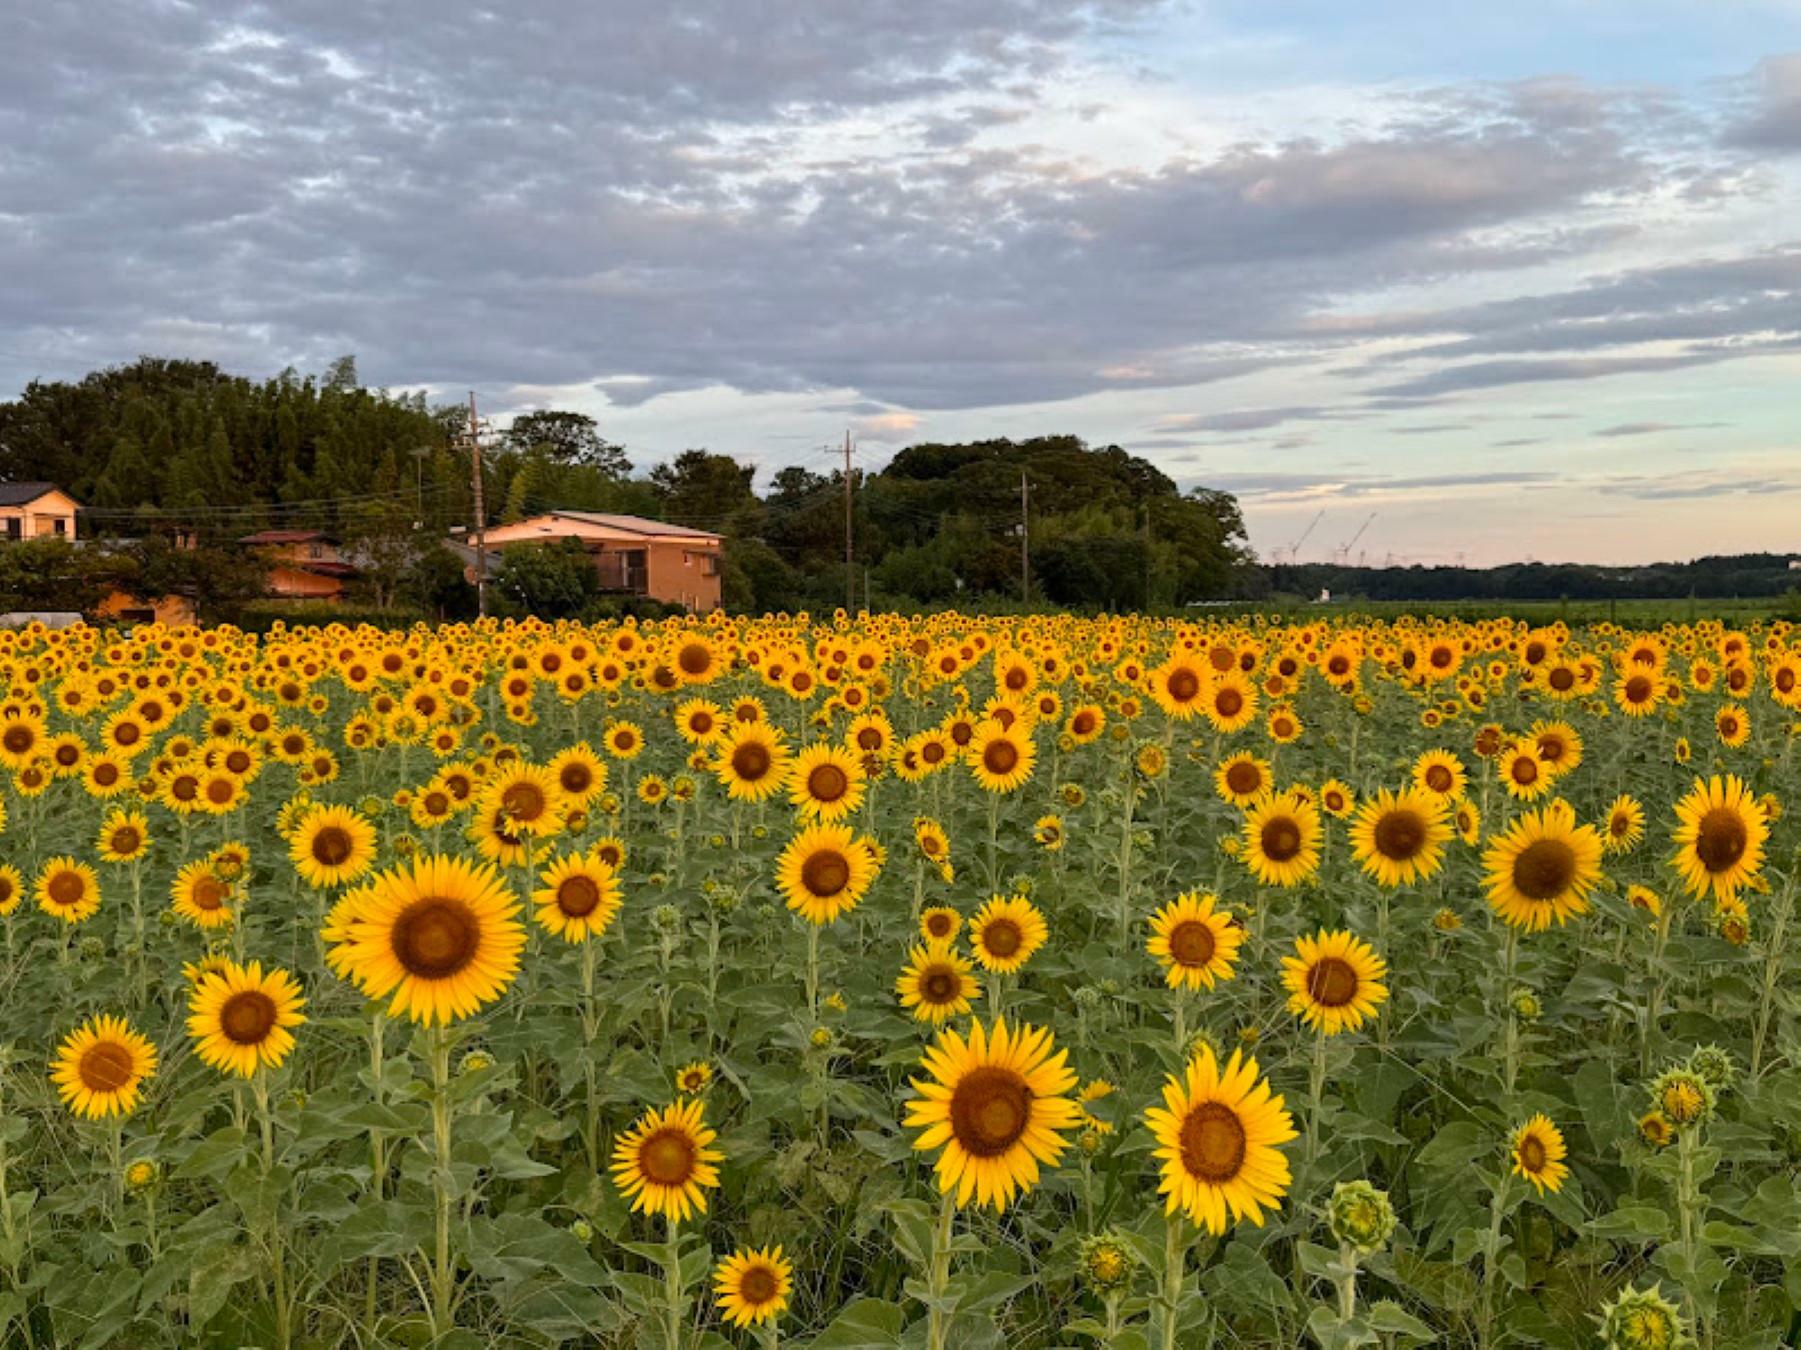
[1282,510,1325,564]
[1334,512,1377,564]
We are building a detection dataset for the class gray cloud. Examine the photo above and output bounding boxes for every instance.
[1,4,1798,442]
[1724,54,1801,151]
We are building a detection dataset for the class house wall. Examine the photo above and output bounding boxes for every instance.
[96,590,198,626]
[645,539,722,611]
[0,491,80,540]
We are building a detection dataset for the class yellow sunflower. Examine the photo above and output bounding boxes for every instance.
[602,720,646,760]
[775,823,878,924]
[1145,1045,1296,1235]
[1201,672,1258,734]
[919,905,962,944]
[0,864,22,916]
[904,1017,1078,1211]
[36,857,100,924]
[1602,794,1645,855]
[50,1014,157,1119]
[1348,787,1451,887]
[1509,1114,1569,1195]
[325,854,527,1025]
[96,809,151,864]
[481,763,564,836]
[532,853,623,942]
[714,723,792,803]
[171,859,236,929]
[1214,752,1271,806]
[186,959,306,1078]
[1241,791,1321,888]
[290,804,378,889]
[787,742,866,821]
[1670,774,1768,902]
[1482,801,1604,931]
[897,942,982,1024]
[675,1060,712,1095]
[1147,657,1209,719]
[714,1245,793,1329]
[1281,930,1389,1036]
[969,721,1036,794]
[1411,749,1467,800]
[1497,743,1554,801]
[609,1097,722,1223]
[968,894,1048,974]
[1146,892,1243,991]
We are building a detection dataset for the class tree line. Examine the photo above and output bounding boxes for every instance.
[0,357,1257,619]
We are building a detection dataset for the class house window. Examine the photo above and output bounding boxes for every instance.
[702,553,719,577]
[3,519,19,541]
[53,518,66,536]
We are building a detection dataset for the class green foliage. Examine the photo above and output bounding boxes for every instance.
[492,538,603,618]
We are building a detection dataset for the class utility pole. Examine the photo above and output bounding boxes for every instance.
[842,429,854,614]
[1143,498,1153,611]
[1019,469,1030,604]
[468,391,489,618]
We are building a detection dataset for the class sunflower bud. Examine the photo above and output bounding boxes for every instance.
[809,1027,833,1050]
[123,1158,161,1193]
[1328,1180,1397,1255]
[1686,1044,1734,1091]
[569,1218,594,1243]
[1636,1111,1674,1150]
[1432,908,1462,933]
[1076,1231,1135,1294]
[1597,1282,1694,1350]
[1649,1066,1714,1126]
[461,1050,495,1075]
[1508,988,1541,1021]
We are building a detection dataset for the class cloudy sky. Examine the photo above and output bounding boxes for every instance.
[6,2,1801,565]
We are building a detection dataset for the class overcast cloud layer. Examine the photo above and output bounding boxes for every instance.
[4,1,1800,564]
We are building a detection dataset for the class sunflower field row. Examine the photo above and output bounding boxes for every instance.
[0,612,1796,1348]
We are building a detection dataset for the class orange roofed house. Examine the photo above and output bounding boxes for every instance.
[462,511,724,611]
[238,529,358,601]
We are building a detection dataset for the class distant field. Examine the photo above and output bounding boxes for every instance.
[1206,595,1796,625]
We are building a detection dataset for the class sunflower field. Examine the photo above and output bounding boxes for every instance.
[0,613,1796,1349]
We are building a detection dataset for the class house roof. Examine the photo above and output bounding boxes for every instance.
[239,529,330,545]
[547,511,722,541]
[0,482,68,508]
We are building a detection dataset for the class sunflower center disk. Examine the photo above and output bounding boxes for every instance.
[809,765,849,802]
[219,991,278,1045]
[557,876,603,917]
[194,877,228,910]
[1260,818,1302,862]
[1519,1136,1548,1171]
[984,742,1019,775]
[801,851,850,898]
[560,765,592,794]
[502,784,546,822]
[1695,808,1748,872]
[1374,811,1424,860]
[80,1042,135,1093]
[392,898,481,978]
[738,1266,780,1304]
[1425,766,1452,791]
[1179,1101,1247,1182]
[1168,920,1216,968]
[1307,957,1360,1008]
[983,919,1022,957]
[1167,670,1200,702]
[1225,764,1261,795]
[734,744,771,779]
[47,872,85,907]
[639,1129,697,1185]
[920,969,959,1003]
[1214,688,1243,717]
[312,826,354,866]
[1512,838,1577,900]
[949,1067,1032,1157]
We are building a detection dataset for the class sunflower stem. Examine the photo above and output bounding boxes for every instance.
[805,923,821,1021]
[1159,1212,1189,1350]
[1642,903,1674,1075]
[1499,925,1520,1099]
[927,1192,955,1350]
[252,1071,291,1348]
[1336,1242,1359,1321]
[1478,1171,1510,1347]
[1750,873,1793,1080]
[1305,1028,1327,1173]
[365,1012,387,1333]
[429,1023,455,1338]
[664,1216,686,1350]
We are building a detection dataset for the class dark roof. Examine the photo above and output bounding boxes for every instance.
[0,482,66,508]
[549,511,722,541]
[239,529,329,545]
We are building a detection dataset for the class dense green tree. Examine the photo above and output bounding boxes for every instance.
[492,539,601,618]
[503,411,630,476]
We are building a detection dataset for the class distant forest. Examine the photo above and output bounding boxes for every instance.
[0,357,1254,615]
[0,357,1791,618]
[1270,557,1800,603]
